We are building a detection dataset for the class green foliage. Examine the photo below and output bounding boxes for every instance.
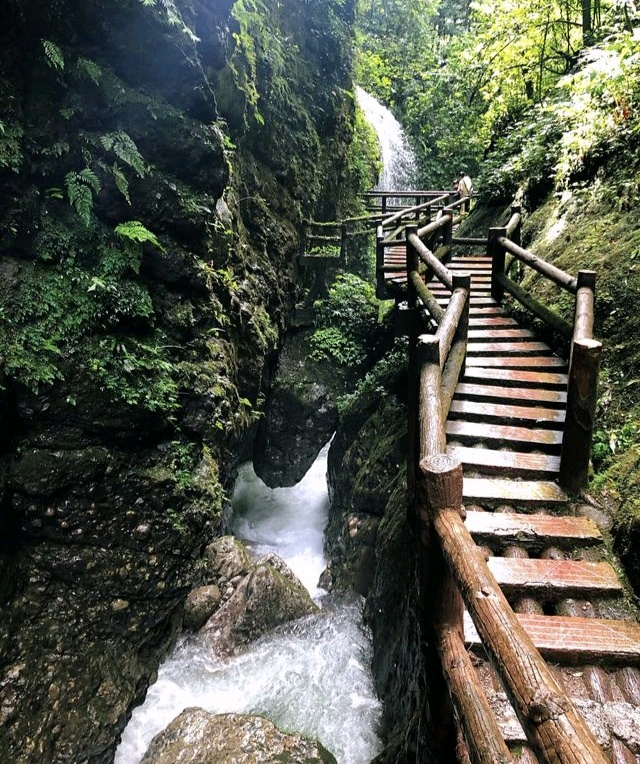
[310,273,379,367]
[337,336,406,414]
[65,168,101,225]
[42,39,64,71]
[75,57,102,86]
[115,220,165,252]
[87,336,180,413]
[0,120,23,172]
[100,131,146,177]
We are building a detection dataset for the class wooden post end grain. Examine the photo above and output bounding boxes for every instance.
[419,454,464,513]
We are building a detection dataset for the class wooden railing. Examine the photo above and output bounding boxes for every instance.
[488,205,602,492]
[375,192,462,298]
[401,199,607,763]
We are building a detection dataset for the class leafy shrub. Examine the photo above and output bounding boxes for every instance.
[310,273,379,368]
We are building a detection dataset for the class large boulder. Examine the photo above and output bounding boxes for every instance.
[140,708,337,763]
[201,552,318,656]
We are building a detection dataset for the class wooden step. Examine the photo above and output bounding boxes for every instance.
[463,476,567,504]
[449,399,565,426]
[487,558,622,598]
[468,307,503,316]
[464,509,602,549]
[466,341,552,355]
[447,420,563,450]
[438,297,497,306]
[448,445,560,477]
[468,329,536,340]
[462,367,568,387]
[465,613,640,665]
[465,356,567,369]
[468,317,519,327]
[454,382,567,405]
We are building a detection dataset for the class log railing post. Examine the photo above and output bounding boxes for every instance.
[452,273,470,379]
[381,194,387,217]
[510,204,522,247]
[340,222,347,267]
[559,337,602,493]
[406,225,421,501]
[488,227,507,303]
[442,213,453,250]
[572,270,596,342]
[375,225,385,299]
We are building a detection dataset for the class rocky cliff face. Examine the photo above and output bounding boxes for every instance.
[0,1,355,761]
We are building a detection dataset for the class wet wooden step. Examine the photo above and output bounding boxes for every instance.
[468,317,519,328]
[462,367,568,387]
[454,382,567,406]
[447,420,563,450]
[465,356,567,369]
[466,341,552,355]
[468,329,536,340]
[463,476,567,504]
[449,399,565,425]
[487,558,622,598]
[448,445,560,477]
[465,614,640,665]
[464,509,602,548]
[468,306,503,316]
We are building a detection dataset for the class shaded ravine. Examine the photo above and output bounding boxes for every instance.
[115,443,382,764]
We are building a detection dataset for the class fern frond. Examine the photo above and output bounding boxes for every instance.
[76,57,102,85]
[115,221,165,252]
[42,39,64,71]
[78,167,101,194]
[100,131,146,177]
[111,164,131,204]
[65,168,101,226]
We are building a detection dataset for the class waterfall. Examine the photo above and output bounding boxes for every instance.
[356,86,417,191]
[114,443,382,764]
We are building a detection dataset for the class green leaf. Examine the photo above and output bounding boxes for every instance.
[115,220,165,252]
[42,39,64,71]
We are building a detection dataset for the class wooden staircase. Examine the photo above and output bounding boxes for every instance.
[426,253,640,762]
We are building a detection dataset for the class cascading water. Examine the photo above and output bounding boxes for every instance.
[114,88,417,764]
[356,86,417,191]
[114,443,382,764]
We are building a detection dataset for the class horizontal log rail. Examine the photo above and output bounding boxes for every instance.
[488,205,601,493]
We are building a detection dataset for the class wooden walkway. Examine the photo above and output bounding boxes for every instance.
[385,246,640,763]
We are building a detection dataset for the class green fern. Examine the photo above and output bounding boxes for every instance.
[111,163,131,204]
[100,131,146,177]
[65,168,101,226]
[42,39,64,71]
[76,57,102,85]
[115,221,165,252]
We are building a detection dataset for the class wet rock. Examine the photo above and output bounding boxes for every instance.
[139,708,337,763]
[253,330,350,487]
[201,556,318,656]
[203,535,252,584]
[183,584,222,630]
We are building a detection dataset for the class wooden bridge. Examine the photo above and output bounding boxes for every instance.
[371,191,640,763]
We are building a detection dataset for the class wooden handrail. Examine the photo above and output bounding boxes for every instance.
[497,236,577,293]
[408,228,453,290]
[419,455,610,764]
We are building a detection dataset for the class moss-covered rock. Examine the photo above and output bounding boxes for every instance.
[0,1,358,761]
[139,709,337,764]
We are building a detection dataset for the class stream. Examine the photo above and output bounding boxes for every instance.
[114,442,383,764]
[114,87,417,764]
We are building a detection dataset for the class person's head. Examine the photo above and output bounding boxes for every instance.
[459,171,465,177]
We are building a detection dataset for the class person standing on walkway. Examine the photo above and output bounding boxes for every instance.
[458,171,472,211]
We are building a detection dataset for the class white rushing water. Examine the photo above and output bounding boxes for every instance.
[115,442,383,764]
[356,86,417,191]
